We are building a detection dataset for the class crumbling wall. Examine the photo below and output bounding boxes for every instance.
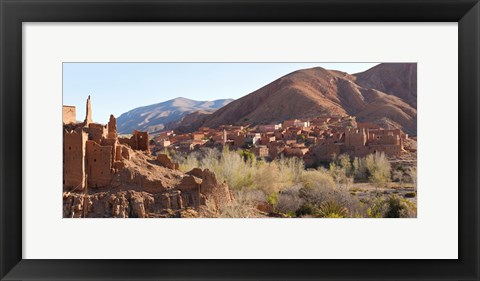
[107,114,118,139]
[345,128,366,146]
[309,143,341,161]
[373,134,400,146]
[87,123,107,143]
[63,105,76,125]
[64,128,87,190]
[200,169,232,209]
[357,122,381,130]
[160,191,184,210]
[268,146,284,159]
[251,146,269,158]
[134,130,149,151]
[283,146,309,157]
[369,144,402,155]
[156,154,179,170]
[83,95,93,126]
[101,138,118,165]
[86,140,113,188]
[352,145,371,157]
[115,145,124,161]
[118,136,134,148]
[118,130,149,151]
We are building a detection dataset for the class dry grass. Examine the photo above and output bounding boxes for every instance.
[172,148,417,218]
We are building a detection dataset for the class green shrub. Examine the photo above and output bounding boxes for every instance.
[174,147,400,218]
[365,152,391,189]
[267,192,278,207]
[354,153,391,186]
[315,201,349,218]
[300,168,335,190]
[296,203,314,217]
[365,196,387,218]
[286,211,296,218]
[323,213,344,218]
[384,195,407,218]
[238,149,255,162]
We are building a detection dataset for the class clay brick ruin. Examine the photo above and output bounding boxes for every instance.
[63,96,149,190]
[62,105,76,125]
[63,96,232,218]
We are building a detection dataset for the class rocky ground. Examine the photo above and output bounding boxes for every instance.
[348,182,417,204]
[63,146,232,218]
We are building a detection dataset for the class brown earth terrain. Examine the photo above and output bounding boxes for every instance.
[63,99,233,218]
[354,63,417,107]
[177,63,417,136]
[63,144,233,218]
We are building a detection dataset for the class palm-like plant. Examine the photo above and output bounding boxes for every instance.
[315,201,349,218]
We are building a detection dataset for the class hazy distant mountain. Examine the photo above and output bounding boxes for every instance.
[117,97,234,134]
[186,63,417,135]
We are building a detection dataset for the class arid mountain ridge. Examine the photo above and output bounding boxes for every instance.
[117,97,234,134]
[175,63,417,135]
[118,63,417,136]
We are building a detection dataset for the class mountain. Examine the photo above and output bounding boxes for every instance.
[166,110,215,134]
[183,63,417,135]
[354,63,417,107]
[116,97,234,134]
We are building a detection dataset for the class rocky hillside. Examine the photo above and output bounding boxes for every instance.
[182,63,417,135]
[63,145,233,218]
[117,97,234,134]
[168,110,214,133]
[354,63,417,107]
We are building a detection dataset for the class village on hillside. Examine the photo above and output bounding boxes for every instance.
[150,115,416,167]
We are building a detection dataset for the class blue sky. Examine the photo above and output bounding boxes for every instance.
[63,63,378,124]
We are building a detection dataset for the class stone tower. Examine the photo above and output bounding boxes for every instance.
[83,95,93,127]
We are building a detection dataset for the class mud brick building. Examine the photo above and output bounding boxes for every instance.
[63,96,149,190]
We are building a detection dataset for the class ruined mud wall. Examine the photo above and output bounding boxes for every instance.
[107,114,117,139]
[134,130,149,151]
[86,140,113,188]
[118,130,149,151]
[62,106,76,125]
[87,123,107,144]
[64,128,87,190]
[345,128,367,146]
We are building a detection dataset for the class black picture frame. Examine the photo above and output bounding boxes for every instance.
[1,0,479,280]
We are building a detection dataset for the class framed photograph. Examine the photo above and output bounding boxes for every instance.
[1,0,479,280]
